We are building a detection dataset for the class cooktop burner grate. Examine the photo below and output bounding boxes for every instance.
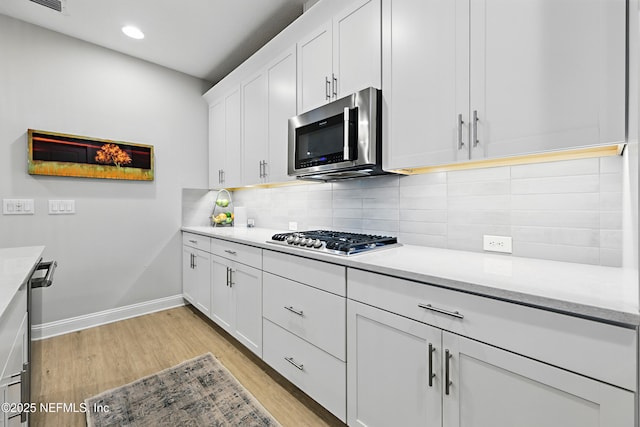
[268,230,400,256]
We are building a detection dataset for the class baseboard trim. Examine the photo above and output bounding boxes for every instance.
[32,295,186,340]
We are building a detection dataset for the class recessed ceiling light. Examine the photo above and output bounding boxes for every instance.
[122,25,144,40]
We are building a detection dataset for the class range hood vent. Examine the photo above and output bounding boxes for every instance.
[29,0,63,12]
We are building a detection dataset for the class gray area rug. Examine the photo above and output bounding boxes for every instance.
[85,353,282,427]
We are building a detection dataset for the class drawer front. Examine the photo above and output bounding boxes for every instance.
[263,250,345,296]
[0,286,26,382]
[211,239,261,269]
[182,233,211,252]
[263,272,345,361]
[263,320,346,422]
[348,268,637,392]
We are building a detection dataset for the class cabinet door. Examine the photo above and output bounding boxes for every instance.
[231,263,262,357]
[242,71,268,185]
[469,0,626,160]
[182,246,196,305]
[382,0,469,171]
[333,0,381,98]
[266,47,297,184]
[347,300,442,427]
[442,333,635,427]
[223,87,242,187]
[193,250,211,317]
[210,256,233,333]
[208,100,225,188]
[297,22,333,113]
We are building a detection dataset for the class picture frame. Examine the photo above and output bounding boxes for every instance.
[27,129,154,181]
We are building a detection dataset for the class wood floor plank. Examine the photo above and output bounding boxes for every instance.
[30,305,346,427]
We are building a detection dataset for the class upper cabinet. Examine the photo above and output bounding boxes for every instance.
[209,86,242,188]
[383,0,626,171]
[242,47,297,186]
[297,0,381,113]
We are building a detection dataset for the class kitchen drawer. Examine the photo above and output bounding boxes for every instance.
[182,232,211,252]
[263,250,345,296]
[263,272,345,361]
[263,319,346,422]
[348,268,637,392]
[211,239,261,269]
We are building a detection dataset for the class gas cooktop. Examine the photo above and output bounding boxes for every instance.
[268,230,400,256]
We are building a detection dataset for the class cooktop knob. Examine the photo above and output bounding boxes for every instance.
[293,236,301,245]
[312,239,322,248]
[286,235,295,244]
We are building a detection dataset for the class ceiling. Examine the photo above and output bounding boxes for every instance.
[0,0,308,84]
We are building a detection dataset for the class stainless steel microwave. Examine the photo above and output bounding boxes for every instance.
[288,87,388,181]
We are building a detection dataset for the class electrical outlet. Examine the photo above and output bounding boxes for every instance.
[288,221,298,231]
[483,235,512,254]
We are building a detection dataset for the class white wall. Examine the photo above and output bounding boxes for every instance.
[0,15,209,324]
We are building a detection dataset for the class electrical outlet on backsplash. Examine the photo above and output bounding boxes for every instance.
[183,156,628,267]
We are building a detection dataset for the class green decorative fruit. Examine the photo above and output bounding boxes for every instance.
[216,199,229,207]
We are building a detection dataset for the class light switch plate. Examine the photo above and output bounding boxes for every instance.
[49,200,75,215]
[3,199,35,215]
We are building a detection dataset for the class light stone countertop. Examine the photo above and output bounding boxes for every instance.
[182,226,639,326]
[0,246,44,318]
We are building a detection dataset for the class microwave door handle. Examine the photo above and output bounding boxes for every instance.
[343,107,352,161]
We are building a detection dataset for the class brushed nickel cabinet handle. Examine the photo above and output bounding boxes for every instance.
[325,76,331,100]
[188,239,198,244]
[284,356,304,371]
[284,306,304,316]
[457,114,465,149]
[229,268,235,287]
[445,349,452,395]
[472,110,479,147]
[428,343,436,387]
[332,73,338,98]
[418,303,464,319]
[226,267,230,287]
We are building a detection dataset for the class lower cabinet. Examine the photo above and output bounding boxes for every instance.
[0,288,28,427]
[182,246,211,317]
[262,250,347,422]
[182,233,212,317]
[347,299,635,427]
[263,320,346,421]
[210,241,263,358]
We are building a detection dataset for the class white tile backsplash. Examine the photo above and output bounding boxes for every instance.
[211,156,625,267]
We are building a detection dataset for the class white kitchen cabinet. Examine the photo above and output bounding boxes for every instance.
[297,0,381,112]
[0,285,28,427]
[347,300,441,427]
[443,333,634,427]
[210,241,263,358]
[262,250,347,421]
[347,299,635,427]
[209,86,242,188]
[242,47,297,185]
[182,234,211,318]
[383,0,626,171]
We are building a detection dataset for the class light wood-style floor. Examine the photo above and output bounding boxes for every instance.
[31,305,346,427]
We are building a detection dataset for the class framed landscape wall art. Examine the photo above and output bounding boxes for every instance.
[28,129,154,181]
